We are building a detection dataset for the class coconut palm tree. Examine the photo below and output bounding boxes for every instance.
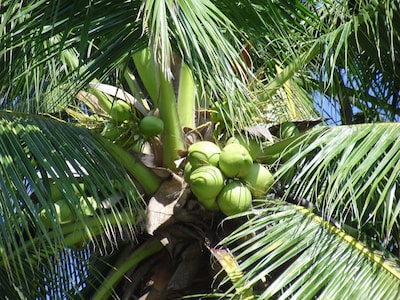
[0,0,399,299]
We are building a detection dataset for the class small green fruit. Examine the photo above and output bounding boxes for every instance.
[39,200,75,226]
[49,181,63,201]
[139,116,164,137]
[189,165,225,200]
[219,144,253,178]
[53,200,74,224]
[188,141,221,167]
[226,135,261,160]
[280,122,300,139]
[80,196,98,216]
[110,100,131,122]
[183,162,194,182]
[243,163,274,197]
[217,181,252,216]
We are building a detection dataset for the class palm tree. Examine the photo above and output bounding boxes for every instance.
[1,0,399,298]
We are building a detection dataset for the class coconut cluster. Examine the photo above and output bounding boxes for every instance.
[184,140,274,216]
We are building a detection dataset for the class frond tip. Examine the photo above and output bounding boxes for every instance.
[220,201,400,299]
[277,122,400,249]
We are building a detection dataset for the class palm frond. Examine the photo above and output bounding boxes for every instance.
[1,0,146,113]
[1,0,262,132]
[0,112,143,297]
[214,1,323,122]
[276,122,400,251]
[225,0,400,123]
[313,0,400,122]
[219,201,400,299]
[140,0,261,133]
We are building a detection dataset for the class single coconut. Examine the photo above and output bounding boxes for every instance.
[183,161,193,182]
[39,199,75,227]
[139,116,164,137]
[217,181,252,216]
[219,143,253,178]
[226,135,261,160]
[279,122,300,139]
[243,163,274,197]
[79,196,98,216]
[110,100,131,122]
[189,165,225,200]
[188,141,221,167]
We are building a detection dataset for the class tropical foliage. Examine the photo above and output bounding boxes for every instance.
[0,0,399,299]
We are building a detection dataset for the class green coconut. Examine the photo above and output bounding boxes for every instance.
[189,165,225,200]
[226,135,261,160]
[243,163,274,197]
[139,116,164,137]
[39,199,75,227]
[219,143,253,178]
[49,181,63,201]
[217,181,252,216]
[183,161,194,182]
[109,100,131,122]
[188,141,221,167]
[80,196,98,216]
[279,122,300,139]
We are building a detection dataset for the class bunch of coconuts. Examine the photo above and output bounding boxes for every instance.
[184,140,274,216]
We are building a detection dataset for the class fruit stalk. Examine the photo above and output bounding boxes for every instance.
[157,66,185,169]
[92,238,165,300]
[97,136,161,195]
[132,47,160,106]
[177,61,196,129]
[133,47,185,169]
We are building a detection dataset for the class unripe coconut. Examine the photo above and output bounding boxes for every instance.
[49,181,63,201]
[189,165,225,200]
[188,141,221,167]
[280,122,300,139]
[198,197,220,211]
[219,143,253,178]
[80,196,98,216]
[39,199,75,227]
[139,116,164,137]
[183,162,193,182]
[226,135,261,160]
[217,181,252,216]
[110,100,131,122]
[243,163,274,197]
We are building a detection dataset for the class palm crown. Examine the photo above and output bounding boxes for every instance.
[0,0,399,298]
